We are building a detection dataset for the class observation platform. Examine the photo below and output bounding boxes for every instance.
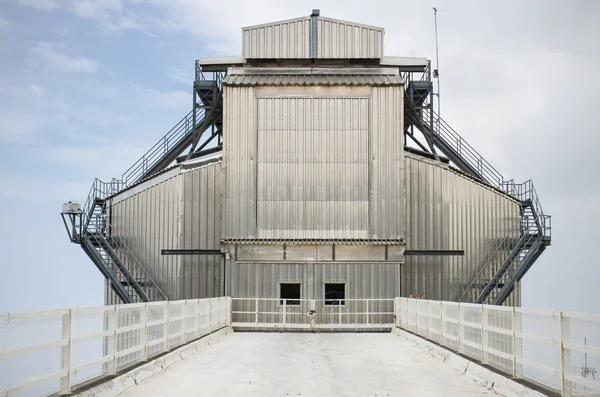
[112,332,498,397]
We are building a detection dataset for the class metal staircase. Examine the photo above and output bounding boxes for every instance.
[61,68,225,302]
[63,180,167,303]
[403,66,551,305]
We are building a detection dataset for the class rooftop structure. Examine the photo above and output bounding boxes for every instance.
[61,10,551,313]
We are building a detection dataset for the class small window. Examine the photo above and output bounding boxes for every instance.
[280,283,300,306]
[325,283,345,306]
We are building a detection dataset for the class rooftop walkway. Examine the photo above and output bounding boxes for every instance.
[116,332,496,397]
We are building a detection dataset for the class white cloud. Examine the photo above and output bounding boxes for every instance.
[0,108,41,143]
[28,84,46,98]
[0,15,12,28]
[15,0,58,11]
[168,67,191,85]
[138,86,190,109]
[30,42,100,73]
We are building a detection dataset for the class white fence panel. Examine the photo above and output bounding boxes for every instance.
[395,297,600,397]
[0,297,231,397]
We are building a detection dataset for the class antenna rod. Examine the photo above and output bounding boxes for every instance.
[433,7,441,120]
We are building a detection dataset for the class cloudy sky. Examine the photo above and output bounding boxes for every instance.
[0,0,598,313]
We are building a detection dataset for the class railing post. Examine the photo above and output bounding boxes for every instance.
[283,299,287,326]
[439,301,443,342]
[481,304,487,364]
[182,301,188,342]
[415,300,419,334]
[59,309,72,394]
[559,311,572,396]
[228,297,233,327]
[512,307,522,378]
[458,303,463,354]
[166,301,171,350]
[366,300,370,325]
[108,306,118,374]
[338,301,342,325]
[255,298,259,324]
[140,303,148,362]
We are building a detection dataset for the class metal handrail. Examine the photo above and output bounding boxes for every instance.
[457,228,520,303]
[424,108,504,188]
[121,107,205,187]
[91,202,167,301]
[81,180,167,302]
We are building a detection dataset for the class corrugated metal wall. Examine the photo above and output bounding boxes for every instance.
[242,17,310,59]
[222,86,257,238]
[109,161,223,301]
[403,153,521,303]
[228,261,400,298]
[178,164,222,299]
[223,84,405,240]
[256,97,369,238]
[111,174,180,298]
[371,86,404,239]
[317,18,384,59]
[228,260,399,325]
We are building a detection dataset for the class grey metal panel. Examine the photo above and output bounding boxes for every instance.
[402,153,521,302]
[222,85,257,239]
[111,174,181,299]
[371,86,405,239]
[242,17,310,59]
[224,74,403,86]
[228,260,400,325]
[228,260,401,298]
[317,17,384,59]
[256,96,369,239]
[178,163,223,300]
[110,161,223,301]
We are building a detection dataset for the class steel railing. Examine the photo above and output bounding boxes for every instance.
[120,108,204,188]
[395,297,600,397]
[231,298,395,330]
[0,297,231,396]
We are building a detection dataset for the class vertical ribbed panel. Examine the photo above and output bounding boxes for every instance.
[317,17,384,59]
[256,97,369,239]
[371,86,404,239]
[242,17,310,59]
[110,162,223,301]
[229,261,399,298]
[111,175,181,299]
[402,154,521,301]
[222,86,257,239]
[179,164,222,299]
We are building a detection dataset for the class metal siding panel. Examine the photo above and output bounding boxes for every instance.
[404,154,520,302]
[222,86,257,239]
[317,18,383,59]
[109,162,222,301]
[242,17,310,59]
[255,95,369,239]
[371,86,404,239]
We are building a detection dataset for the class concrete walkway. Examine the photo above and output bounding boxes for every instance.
[119,332,495,397]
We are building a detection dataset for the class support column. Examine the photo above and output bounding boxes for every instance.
[559,311,572,395]
[59,309,72,395]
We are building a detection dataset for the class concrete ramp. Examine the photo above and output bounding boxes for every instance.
[78,330,541,397]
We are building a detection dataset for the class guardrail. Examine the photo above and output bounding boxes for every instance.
[394,297,600,397]
[231,298,395,330]
[0,297,230,396]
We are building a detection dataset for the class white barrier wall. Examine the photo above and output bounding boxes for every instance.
[0,297,230,397]
[395,297,600,397]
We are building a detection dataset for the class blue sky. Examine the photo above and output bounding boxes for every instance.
[0,0,599,313]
